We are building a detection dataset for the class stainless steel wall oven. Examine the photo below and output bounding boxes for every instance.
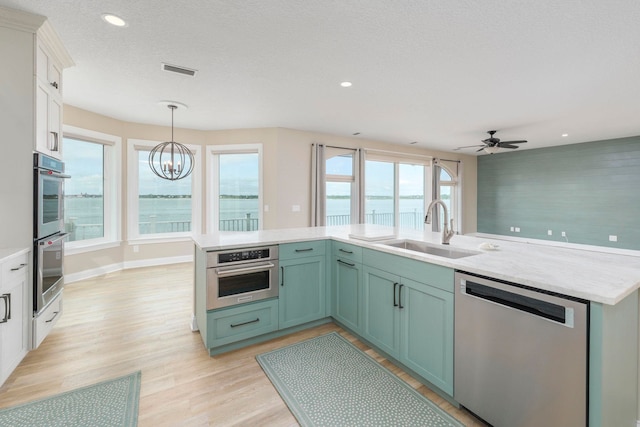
[33,152,69,315]
[206,246,279,310]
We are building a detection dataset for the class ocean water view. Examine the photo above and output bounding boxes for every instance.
[65,196,430,241]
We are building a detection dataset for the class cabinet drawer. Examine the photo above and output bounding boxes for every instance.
[2,252,29,286]
[279,240,326,259]
[332,241,362,263]
[207,299,278,347]
[33,291,63,349]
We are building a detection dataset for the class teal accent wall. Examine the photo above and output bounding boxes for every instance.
[477,136,640,250]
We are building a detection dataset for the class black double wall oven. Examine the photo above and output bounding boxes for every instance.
[33,153,69,315]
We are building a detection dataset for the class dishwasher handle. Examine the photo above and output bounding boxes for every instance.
[463,280,573,327]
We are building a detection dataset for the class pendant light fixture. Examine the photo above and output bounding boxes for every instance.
[149,104,194,180]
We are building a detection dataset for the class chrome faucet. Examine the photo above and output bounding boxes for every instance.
[424,199,455,245]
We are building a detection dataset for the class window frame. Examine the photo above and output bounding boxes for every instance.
[363,150,432,230]
[436,160,462,234]
[206,144,263,233]
[62,125,121,254]
[127,138,202,243]
[325,147,359,225]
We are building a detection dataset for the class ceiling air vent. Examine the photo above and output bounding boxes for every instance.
[161,63,197,77]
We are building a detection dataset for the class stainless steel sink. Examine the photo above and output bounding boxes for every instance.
[381,239,479,259]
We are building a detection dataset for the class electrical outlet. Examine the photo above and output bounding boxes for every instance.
[510,226,515,232]
[561,231,566,237]
[515,227,520,232]
[547,230,553,236]
[609,235,618,242]
[133,245,139,253]
[292,205,300,212]
[264,204,269,212]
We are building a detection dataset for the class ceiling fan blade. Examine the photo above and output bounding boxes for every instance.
[499,144,520,149]
[500,140,527,144]
[476,147,486,152]
[454,144,485,151]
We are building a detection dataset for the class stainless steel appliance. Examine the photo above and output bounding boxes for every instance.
[34,153,69,240]
[206,246,279,310]
[33,152,69,315]
[34,232,66,314]
[454,271,588,427]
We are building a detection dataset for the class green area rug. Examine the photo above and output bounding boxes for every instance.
[0,371,141,427]
[256,333,464,427]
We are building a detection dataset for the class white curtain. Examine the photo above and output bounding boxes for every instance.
[311,144,326,226]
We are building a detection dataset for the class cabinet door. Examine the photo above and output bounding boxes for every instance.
[363,266,400,358]
[333,256,361,333]
[36,82,51,156]
[49,96,63,157]
[1,275,26,384]
[279,256,326,329]
[400,277,454,395]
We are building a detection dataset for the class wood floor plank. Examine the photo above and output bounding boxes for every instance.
[0,263,484,426]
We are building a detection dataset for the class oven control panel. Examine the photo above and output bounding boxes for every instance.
[218,248,271,264]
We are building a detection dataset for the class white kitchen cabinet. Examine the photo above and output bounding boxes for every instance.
[34,35,67,158]
[0,250,29,387]
[0,7,73,162]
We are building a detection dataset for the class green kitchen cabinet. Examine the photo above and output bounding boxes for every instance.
[332,241,363,334]
[362,266,401,359]
[400,277,454,395]
[279,242,326,329]
[362,248,455,396]
[333,256,362,334]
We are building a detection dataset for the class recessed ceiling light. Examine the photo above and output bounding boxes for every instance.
[340,81,353,88]
[561,133,569,137]
[102,13,127,27]
[352,132,361,136]
[409,141,418,145]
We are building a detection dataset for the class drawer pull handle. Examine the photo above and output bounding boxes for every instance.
[339,248,353,254]
[1,293,10,323]
[230,318,260,328]
[337,259,355,267]
[295,248,313,252]
[45,311,60,323]
[10,263,27,271]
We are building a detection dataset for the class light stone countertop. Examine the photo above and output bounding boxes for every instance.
[193,224,640,305]
[0,247,30,264]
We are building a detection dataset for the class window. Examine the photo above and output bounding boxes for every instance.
[207,145,262,232]
[325,148,358,225]
[364,152,431,231]
[434,161,460,233]
[63,126,121,252]
[128,139,201,241]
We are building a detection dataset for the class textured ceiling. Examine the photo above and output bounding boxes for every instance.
[2,0,640,154]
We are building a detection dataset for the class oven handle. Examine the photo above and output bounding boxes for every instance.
[215,262,276,278]
[38,233,69,247]
[39,169,71,179]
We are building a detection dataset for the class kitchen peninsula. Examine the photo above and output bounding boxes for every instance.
[193,224,640,427]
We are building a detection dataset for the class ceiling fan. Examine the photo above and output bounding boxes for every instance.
[455,130,527,154]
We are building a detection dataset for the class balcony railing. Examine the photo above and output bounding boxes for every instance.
[326,210,425,230]
[66,210,426,242]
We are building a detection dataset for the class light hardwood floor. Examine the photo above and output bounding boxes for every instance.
[0,263,485,426]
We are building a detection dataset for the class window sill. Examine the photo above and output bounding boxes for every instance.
[64,240,122,256]
[127,235,193,245]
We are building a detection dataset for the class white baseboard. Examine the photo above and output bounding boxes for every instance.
[65,255,193,284]
[64,262,124,284]
[122,254,193,270]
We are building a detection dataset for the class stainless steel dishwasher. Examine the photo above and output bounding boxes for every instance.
[454,271,588,427]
